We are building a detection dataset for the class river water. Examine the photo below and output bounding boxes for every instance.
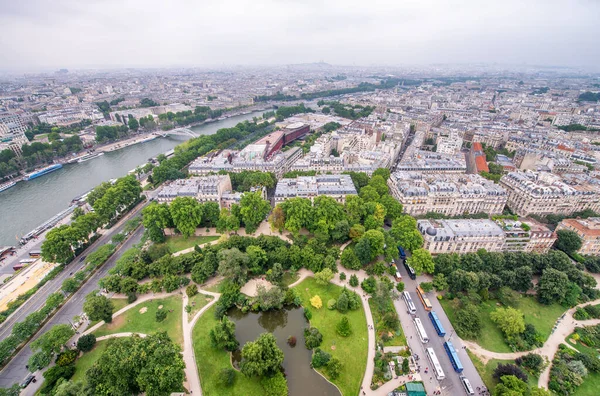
[228,306,340,396]
[0,111,265,246]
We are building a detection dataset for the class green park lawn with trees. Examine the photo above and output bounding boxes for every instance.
[293,277,368,396]
[368,298,407,347]
[187,291,214,319]
[88,298,128,327]
[93,296,183,345]
[192,305,265,396]
[165,234,219,252]
[70,340,109,383]
[440,295,565,353]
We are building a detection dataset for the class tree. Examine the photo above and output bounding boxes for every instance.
[396,282,405,292]
[217,248,249,286]
[379,194,403,221]
[326,357,343,380]
[77,334,96,352]
[247,245,268,275]
[555,229,583,255]
[454,303,482,338]
[494,375,529,396]
[239,191,271,233]
[86,332,184,396]
[304,327,323,349]
[155,310,167,322]
[142,202,172,243]
[311,348,331,368]
[360,185,380,202]
[361,276,377,294]
[515,353,544,375]
[362,230,385,261]
[202,202,220,227]
[372,168,391,181]
[240,333,284,377]
[127,116,139,131]
[493,364,529,382]
[432,274,448,291]
[315,268,334,285]
[265,263,284,284]
[490,307,526,337]
[407,248,434,274]
[269,206,285,232]
[420,281,433,293]
[169,197,203,238]
[31,324,74,355]
[53,380,86,396]
[368,175,389,196]
[218,368,236,387]
[310,295,323,309]
[336,316,352,337]
[41,224,79,264]
[83,292,114,323]
[210,316,239,351]
[61,278,79,294]
[28,351,52,370]
[349,274,359,287]
[389,216,423,252]
[260,372,288,396]
[537,268,569,304]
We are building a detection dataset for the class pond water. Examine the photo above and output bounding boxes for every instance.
[228,306,340,396]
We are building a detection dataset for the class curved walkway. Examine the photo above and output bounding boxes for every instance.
[96,332,147,341]
[460,298,600,389]
[182,288,220,396]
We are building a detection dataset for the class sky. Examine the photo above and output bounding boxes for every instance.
[1,0,599,71]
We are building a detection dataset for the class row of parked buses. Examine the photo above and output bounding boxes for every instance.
[403,288,475,394]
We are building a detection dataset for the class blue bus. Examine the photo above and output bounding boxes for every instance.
[428,311,446,336]
[444,341,464,373]
[398,246,406,260]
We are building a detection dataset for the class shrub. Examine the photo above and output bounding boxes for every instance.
[304,327,323,349]
[326,357,342,380]
[310,295,323,309]
[515,353,544,375]
[327,299,337,310]
[402,358,409,374]
[287,336,296,347]
[303,307,312,321]
[218,368,236,387]
[311,348,331,368]
[127,292,137,304]
[77,334,96,352]
[186,284,198,297]
[336,316,352,337]
[493,363,528,382]
[41,365,75,394]
[361,276,377,294]
[349,274,359,287]
[396,282,405,292]
[339,272,346,281]
[155,309,167,322]
[55,349,77,367]
[261,372,288,396]
[420,282,433,293]
[336,292,349,313]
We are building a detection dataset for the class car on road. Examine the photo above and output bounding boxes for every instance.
[79,255,87,262]
[20,374,35,388]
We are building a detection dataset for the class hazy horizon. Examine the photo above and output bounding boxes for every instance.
[1,0,599,72]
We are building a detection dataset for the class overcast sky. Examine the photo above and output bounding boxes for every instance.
[1,0,599,71]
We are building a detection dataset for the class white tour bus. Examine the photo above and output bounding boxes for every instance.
[402,291,417,314]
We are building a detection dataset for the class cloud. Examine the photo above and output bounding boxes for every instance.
[0,0,598,70]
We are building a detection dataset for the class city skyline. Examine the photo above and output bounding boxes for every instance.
[1,0,599,71]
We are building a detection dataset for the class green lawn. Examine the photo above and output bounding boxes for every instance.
[204,279,225,293]
[71,340,109,383]
[368,298,406,347]
[93,296,183,345]
[89,298,129,328]
[293,277,368,396]
[187,292,214,319]
[192,305,264,396]
[282,271,299,286]
[440,295,566,353]
[165,235,219,252]
[567,334,600,395]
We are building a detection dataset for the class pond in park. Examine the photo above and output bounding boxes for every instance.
[229,306,340,396]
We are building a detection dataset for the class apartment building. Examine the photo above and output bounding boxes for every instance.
[388,172,507,217]
[0,113,29,155]
[417,219,505,254]
[157,175,232,205]
[556,218,600,256]
[499,171,600,216]
[418,218,556,255]
[274,174,357,204]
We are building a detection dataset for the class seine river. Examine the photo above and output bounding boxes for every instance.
[0,111,265,246]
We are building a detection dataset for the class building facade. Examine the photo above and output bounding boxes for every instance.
[274,175,357,204]
[157,175,232,205]
[556,218,600,256]
[388,171,507,217]
[0,113,29,155]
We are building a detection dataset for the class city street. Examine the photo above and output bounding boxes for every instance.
[394,259,485,396]
[0,226,143,389]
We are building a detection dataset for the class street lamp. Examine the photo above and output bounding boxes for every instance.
[447,329,455,342]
